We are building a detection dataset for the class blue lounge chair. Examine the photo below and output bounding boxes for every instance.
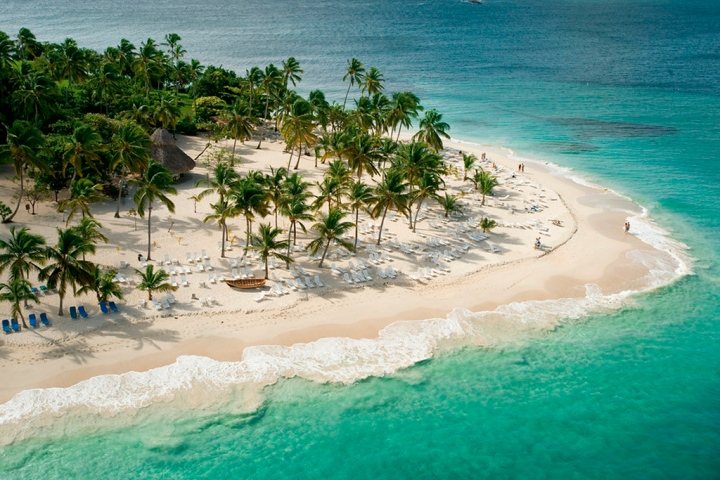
[11,319,20,331]
[39,285,48,293]
[31,287,39,295]
[70,307,78,319]
[2,320,10,333]
[108,301,119,312]
[29,314,37,327]
[40,313,50,326]
[100,302,109,313]
[78,306,89,318]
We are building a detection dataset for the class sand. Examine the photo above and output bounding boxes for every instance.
[0,133,659,404]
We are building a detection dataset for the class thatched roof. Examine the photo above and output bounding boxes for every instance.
[149,128,195,175]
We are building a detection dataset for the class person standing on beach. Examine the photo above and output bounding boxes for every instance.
[518,163,522,172]
[522,164,525,172]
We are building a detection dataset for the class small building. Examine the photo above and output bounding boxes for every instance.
[149,128,196,176]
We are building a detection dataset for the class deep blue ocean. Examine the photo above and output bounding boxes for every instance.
[1,0,719,478]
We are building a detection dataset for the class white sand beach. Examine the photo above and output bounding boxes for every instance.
[0,135,661,403]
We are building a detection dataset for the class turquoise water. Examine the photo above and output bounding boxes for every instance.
[2,0,720,477]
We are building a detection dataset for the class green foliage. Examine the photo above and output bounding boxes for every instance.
[0,201,12,221]
[174,115,197,135]
[193,96,227,122]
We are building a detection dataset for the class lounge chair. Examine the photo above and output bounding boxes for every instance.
[39,285,48,293]
[194,252,201,263]
[343,273,354,284]
[304,276,315,288]
[314,275,324,287]
[2,319,10,333]
[70,306,78,319]
[100,302,109,314]
[109,301,119,312]
[197,263,205,272]
[170,276,178,287]
[298,265,309,276]
[290,266,299,278]
[229,258,237,268]
[207,296,216,305]
[78,306,89,318]
[232,268,240,279]
[202,249,209,259]
[205,260,213,271]
[362,269,372,281]
[181,274,189,286]
[199,297,207,307]
[31,287,39,295]
[186,252,194,263]
[152,298,162,311]
[138,299,146,308]
[216,272,224,282]
[40,313,49,325]
[164,254,171,265]
[166,293,176,304]
[161,297,171,309]
[377,268,387,279]
[330,263,342,275]
[286,279,298,291]
[29,314,38,327]
[11,319,20,331]
[295,278,307,289]
[254,292,266,302]
[209,272,216,284]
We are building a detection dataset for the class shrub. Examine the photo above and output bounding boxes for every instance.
[193,96,227,122]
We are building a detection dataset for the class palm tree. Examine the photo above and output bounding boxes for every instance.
[413,109,451,152]
[280,196,314,250]
[410,172,443,232]
[188,59,205,110]
[307,208,355,268]
[195,161,239,209]
[203,199,236,258]
[0,226,47,283]
[260,64,282,121]
[265,166,288,227]
[0,120,47,223]
[16,28,40,61]
[224,99,255,164]
[250,223,292,279]
[131,161,177,260]
[314,177,344,214]
[40,227,95,316]
[473,169,499,205]
[480,217,497,233]
[13,70,56,126]
[438,193,461,218]
[394,141,444,228]
[0,32,15,67]
[63,124,105,183]
[229,177,269,256]
[282,57,303,91]
[342,58,365,108]
[280,98,316,170]
[155,96,180,131]
[370,170,409,245]
[163,33,182,64]
[360,67,385,96]
[0,278,39,328]
[58,179,105,225]
[243,66,262,117]
[120,101,154,131]
[347,181,374,248]
[133,38,161,98]
[346,133,380,180]
[135,265,177,301]
[71,217,108,260]
[463,153,478,181]
[90,60,122,114]
[387,91,422,142]
[111,122,151,217]
[49,38,89,100]
[78,266,124,303]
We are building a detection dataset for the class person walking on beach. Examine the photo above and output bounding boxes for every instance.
[518,163,522,172]
[522,163,525,172]
[624,222,630,233]
[534,237,541,249]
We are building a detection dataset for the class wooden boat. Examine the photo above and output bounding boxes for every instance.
[224,278,266,289]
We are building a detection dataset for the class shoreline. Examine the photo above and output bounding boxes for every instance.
[0,136,691,441]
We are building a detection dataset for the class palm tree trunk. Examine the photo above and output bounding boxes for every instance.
[412,197,424,232]
[231,138,237,166]
[58,292,64,316]
[4,169,24,223]
[319,238,331,267]
[354,209,359,248]
[287,146,294,170]
[377,205,389,245]
[294,142,302,170]
[343,83,352,109]
[264,94,271,121]
[147,204,153,260]
[114,175,123,218]
[396,126,402,143]
[407,202,413,230]
[221,222,226,258]
[286,222,293,268]
[264,254,269,279]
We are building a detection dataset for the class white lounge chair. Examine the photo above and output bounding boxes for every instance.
[181,274,188,286]
[202,249,209,260]
[152,298,163,310]
[286,279,298,291]
[208,296,216,305]
[343,273,354,284]
[362,269,372,281]
[304,276,315,288]
[314,275,324,287]
[377,268,387,279]
[186,252,194,263]
[298,265,309,276]
[170,275,178,287]
[194,252,201,263]
[229,258,237,268]
[197,263,205,272]
[331,263,342,275]
[164,254,171,265]
[254,292,266,302]
[208,272,216,284]
[295,277,307,289]
[232,268,240,279]
[205,260,213,271]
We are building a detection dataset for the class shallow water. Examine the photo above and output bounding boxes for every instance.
[1,0,719,477]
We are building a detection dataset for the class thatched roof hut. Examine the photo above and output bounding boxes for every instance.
[150,128,196,175]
